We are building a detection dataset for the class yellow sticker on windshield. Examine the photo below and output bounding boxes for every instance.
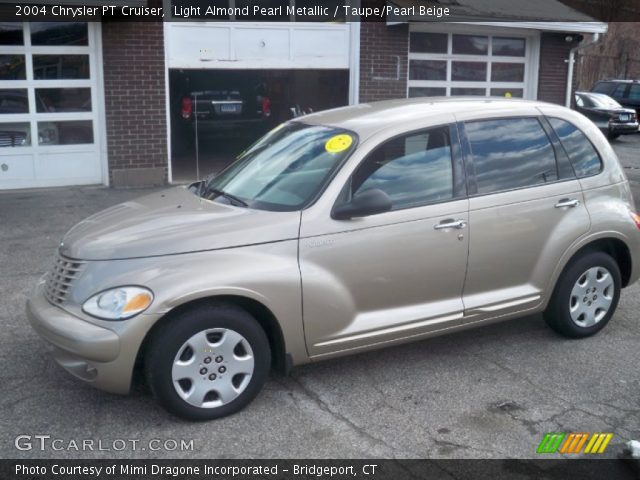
[325,134,353,153]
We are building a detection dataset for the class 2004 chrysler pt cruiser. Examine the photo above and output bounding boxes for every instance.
[28,98,640,420]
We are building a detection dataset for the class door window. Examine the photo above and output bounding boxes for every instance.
[592,82,613,94]
[348,126,454,210]
[465,117,558,194]
[547,117,602,177]
[612,84,627,99]
[628,84,640,101]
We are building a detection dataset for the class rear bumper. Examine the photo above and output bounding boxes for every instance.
[610,122,639,134]
[26,282,135,394]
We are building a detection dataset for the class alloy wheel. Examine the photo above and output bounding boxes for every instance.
[171,328,255,408]
[569,266,614,327]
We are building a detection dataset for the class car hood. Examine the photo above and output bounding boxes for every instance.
[60,187,301,260]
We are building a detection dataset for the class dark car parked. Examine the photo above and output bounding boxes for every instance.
[574,91,638,140]
[591,79,640,117]
[179,84,271,137]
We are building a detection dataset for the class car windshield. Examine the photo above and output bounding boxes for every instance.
[589,94,621,108]
[201,123,357,211]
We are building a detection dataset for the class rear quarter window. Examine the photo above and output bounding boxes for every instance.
[547,117,602,178]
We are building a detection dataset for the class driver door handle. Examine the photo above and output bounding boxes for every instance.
[555,198,580,209]
[434,219,467,230]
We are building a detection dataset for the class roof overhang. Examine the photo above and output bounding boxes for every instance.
[452,21,608,34]
[386,0,608,33]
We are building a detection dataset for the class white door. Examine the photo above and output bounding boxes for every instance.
[0,22,105,189]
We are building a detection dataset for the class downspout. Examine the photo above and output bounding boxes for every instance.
[565,33,601,107]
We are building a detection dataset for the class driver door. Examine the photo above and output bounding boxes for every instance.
[299,124,470,357]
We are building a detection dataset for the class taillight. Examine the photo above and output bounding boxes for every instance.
[630,211,640,230]
[181,96,193,119]
[261,96,271,118]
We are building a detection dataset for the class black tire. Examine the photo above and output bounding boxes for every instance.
[607,131,620,140]
[145,303,271,420]
[544,251,621,338]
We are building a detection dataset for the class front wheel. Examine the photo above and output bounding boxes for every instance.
[145,303,271,420]
[544,251,621,338]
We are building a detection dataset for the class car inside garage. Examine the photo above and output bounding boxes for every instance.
[164,20,355,184]
[169,68,349,182]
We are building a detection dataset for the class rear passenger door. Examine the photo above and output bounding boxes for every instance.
[459,116,590,319]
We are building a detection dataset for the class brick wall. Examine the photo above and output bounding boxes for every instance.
[102,21,168,187]
[359,23,409,102]
[537,32,577,106]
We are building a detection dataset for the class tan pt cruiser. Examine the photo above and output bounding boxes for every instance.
[27,98,640,420]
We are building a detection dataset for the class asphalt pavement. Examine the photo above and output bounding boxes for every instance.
[1,134,639,460]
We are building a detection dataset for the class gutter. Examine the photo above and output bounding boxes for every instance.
[565,32,603,107]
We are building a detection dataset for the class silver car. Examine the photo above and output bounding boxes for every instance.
[27,98,640,420]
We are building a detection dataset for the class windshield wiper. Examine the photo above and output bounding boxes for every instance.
[205,188,248,207]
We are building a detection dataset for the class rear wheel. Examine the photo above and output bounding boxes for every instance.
[544,251,621,338]
[145,303,271,420]
[607,131,620,140]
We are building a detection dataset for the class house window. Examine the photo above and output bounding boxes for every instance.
[407,29,530,99]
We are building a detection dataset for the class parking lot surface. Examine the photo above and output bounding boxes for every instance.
[1,135,639,459]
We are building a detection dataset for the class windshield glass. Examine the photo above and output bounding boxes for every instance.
[202,123,357,211]
[589,94,621,108]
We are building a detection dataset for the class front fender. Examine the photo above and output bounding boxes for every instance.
[64,240,308,369]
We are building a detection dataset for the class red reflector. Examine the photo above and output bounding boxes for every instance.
[631,211,640,230]
[181,96,193,119]
[262,96,271,118]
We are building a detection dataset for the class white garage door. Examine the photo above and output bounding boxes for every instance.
[407,25,539,100]
[0,22,104,190]
[165,22,351,70]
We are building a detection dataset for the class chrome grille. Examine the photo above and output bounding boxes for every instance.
[44,253,85,305]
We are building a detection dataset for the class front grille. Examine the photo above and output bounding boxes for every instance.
[44,253,85,305]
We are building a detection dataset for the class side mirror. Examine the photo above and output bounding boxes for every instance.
[187,180,204,194]
[187,172,216,195]
[332,189,392,220]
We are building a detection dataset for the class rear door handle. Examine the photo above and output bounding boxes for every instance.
[555,198,580,208]
[434,219,467,230]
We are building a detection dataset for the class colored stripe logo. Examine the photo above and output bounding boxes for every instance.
[537,432,613,454]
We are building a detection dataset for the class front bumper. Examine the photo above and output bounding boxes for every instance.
[26,282,139,394]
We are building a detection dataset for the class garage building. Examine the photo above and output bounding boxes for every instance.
[0,1,607,190]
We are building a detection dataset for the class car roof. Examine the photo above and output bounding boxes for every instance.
[299,97,556,139]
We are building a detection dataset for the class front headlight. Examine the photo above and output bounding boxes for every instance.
[82,286,153,320]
